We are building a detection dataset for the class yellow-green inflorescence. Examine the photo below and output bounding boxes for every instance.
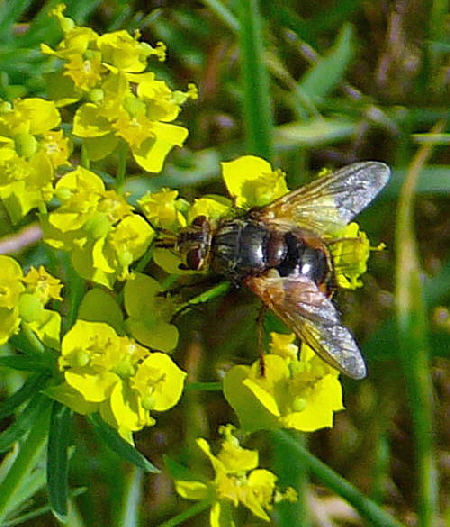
[175,425,297,526]
[0,8,380,522]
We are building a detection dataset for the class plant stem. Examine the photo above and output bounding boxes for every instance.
[237,0,273,160]
[272,430,407,527]
[395,119,446,527]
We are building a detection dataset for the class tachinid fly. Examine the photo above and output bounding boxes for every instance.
[176,162,390,380]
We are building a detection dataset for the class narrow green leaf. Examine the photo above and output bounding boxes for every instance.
[88,414,159,473]
[272,430,406,527]
[163,454,201,482]
[0,0,33,37]
[297,23,354,105]
[0,355,53,373]
[0,395,51,524]
[47,402,72,521]
[0,393,50,453]
[0,373,51,420]
[275,117,356,147]
[118,467,143,527]
[238,0,273,159]
[395,121,445,527]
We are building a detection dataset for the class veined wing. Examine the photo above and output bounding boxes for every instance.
[256,162,390,236]
[245,272,367,380]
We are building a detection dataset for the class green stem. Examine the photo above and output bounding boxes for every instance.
[237,0,273,160]
[0,394,51,524]
[201,0,239,32]
[116,141,128,193]
[176,281,232,314]
[272,430,406,527]
[117,467,143,527]
[80,143,90,170]
[395,120,446,527]
[157,500,211,527]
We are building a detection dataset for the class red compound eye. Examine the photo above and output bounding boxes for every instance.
[191,216,208,227]
[186,248,203,270]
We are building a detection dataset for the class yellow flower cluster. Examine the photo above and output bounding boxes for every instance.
[43,167,154,288]
[48,319,186,442]
[42,4,196,172]
[175,426,297,526]
[224,333,344,432]
[0,256,62,347]
[0,98,70,222]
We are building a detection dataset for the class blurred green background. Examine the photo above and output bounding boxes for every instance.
[0,0,449,526]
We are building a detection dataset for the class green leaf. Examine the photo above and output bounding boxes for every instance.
[88,413,159,473]
[297,23,354,105]
[47,402,72,522]
[238,0,273,158]
[0,373,51,420]
[275,117,356,147]
[272,430,406,527]
[0,393,50,453]
[163,454,201,482]
[78,288,124,333]
[0,354,53,372]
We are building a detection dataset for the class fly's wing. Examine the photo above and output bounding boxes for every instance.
[245,272,367,380]
[256,162,390,236]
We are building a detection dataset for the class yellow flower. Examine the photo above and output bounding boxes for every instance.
[223,333,343,433]
[22,266,63,303]
[221,155,288,209]
[329,222,375,290]
[188,196,232,223]
[0,255,24,344]
[63,52,103,91]
[138,188,188,232]
[175,426,296,526]
[48,319,186,441]
[97,30,157,72]
[124,273,179,353]
[42,5,194,173]
[44,167,154,288]
[41,129,71,168]
[0,98,63,221]
[131,352,186,411]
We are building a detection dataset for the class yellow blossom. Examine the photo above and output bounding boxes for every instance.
[42,5,194,173]
[222,155,289,209]
[48,319,186,440]
[22,266,63,304]
[329,222,373,290]
[0,98,63,221]
[138,188,188,232]
[174,426,296,526]
[0,255,24,344]
[44,167,153,288]
[223,333,343,433]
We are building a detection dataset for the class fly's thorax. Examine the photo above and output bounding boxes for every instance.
[209,218,287,278]
[177,216,212,271]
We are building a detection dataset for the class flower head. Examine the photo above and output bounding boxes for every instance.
[174,425,296,526]
[42,5,194,173]
[48,319,186,441]
[44,167,154,288]
[223,333,343,433]
[222,155,288,209]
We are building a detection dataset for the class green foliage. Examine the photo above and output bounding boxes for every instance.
[0,1,449,526]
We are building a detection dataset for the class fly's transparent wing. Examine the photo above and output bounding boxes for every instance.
[245,273,366,380]
[257,162,390,236]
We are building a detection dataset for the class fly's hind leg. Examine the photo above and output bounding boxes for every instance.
[257,303,268,377]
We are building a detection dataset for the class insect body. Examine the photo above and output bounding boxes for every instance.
[177,162,390,380]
